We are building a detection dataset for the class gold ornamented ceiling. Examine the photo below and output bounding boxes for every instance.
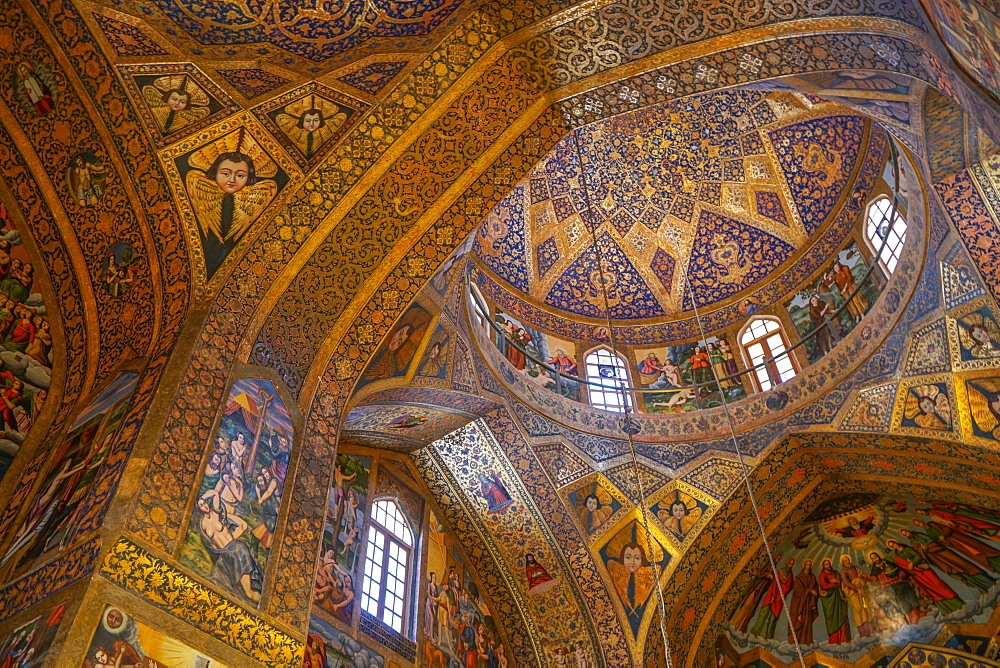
[472,90,875,327]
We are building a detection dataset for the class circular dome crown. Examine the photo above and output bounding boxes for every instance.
[472,90,875,338]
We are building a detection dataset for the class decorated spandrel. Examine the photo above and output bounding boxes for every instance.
[597,519,671,640]
[82,604,225,667]
[180,377,293,606]
[176,126,288,278]
[312,453,370,625]
[0,371,138,577]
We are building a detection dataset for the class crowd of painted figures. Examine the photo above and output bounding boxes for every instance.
[0,204,52,441]
[733,501,1000,646]
[423,566,507,668]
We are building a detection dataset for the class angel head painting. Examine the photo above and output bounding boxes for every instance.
[572,482,614,535]
[275,94,347,159]
[12,60,56,116]
[968,377,1000,441]
[655,489,705,541]
[902,383,951,431]
[184,127,280,277]
[141,73,211,135]
[958,311,1000,360]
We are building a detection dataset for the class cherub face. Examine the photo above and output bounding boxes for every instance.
[214,159,250,194]
[971,324,991,345]
[622,546,644,573]
[166,91,190,111]
[302,112,322,132]
[918,396,935,415]
[671,501,687,519]
[585,496,598,511]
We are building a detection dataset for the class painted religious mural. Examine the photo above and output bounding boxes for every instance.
[948,300,1000,369]
[636,336,746,413]
[722,494,1000,663]
[422,509,508,667]
[180,377,294,606]
[0,603,64,667]
[489,306,581,402]
[0,203,56,464]
[11,59,57,117]
[254,84,366,165]
[169,124,292,280]
[305,614,384,668]
[356,302,432,393]
[0,371,137,578]
[924,0,1000,103]
[313,453,371,625]
[82,604,224,667]
[784,240,882,364]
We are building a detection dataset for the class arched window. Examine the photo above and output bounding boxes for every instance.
[361,499,414,634]
[584,348,631,413]
[865,195,907,274]
[740,318,797,392]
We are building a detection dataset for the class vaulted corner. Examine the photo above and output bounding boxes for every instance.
[6,0,1000,666]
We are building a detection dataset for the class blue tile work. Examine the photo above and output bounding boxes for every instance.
[769,115,867,234]
[754,190,789,226]
[535,237,560,279]
[129,0,465,61]
[94,14,167,56]
[336,61,407,95]
[650,248,676,293]
[216,68,290,98]
[683,210,797,310]
[544,231,666,319]
[473,184,529,292]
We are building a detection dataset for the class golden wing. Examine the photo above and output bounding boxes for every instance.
[934,392,951,425]
[595,483,613,506]
[902,390,922,420]
[229,179,278,241]
[969,380,1000,433]
[959,313,985,350]
[276,113,299,136]
[184,170,225,242]
[959,322,977,352]
[986,316,1000,344]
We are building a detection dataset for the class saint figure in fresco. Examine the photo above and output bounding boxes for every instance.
[903,384,951,430]
[867,550,923,626]
[13,61,55,116]
[476,472,513,514]
[787,558,819,645]
[185,128,279,276]
[832,259,869,319]
[911,517,1000,572]
[141,74,211,134]
[731,554,781,634]
[809,294,835,357]
[361,306,431,383]
[656,490,703,540]
[885,538,964,615]
[817,558,851,644]
[302,633,327,668]
[67,154,107,208]
[85,642,141,668]
[898,527,995,593]
[194,496,264,603]
[839,554,876,637]
[958,312,1000,359]
[275,94,347,159]
[524,553,557,594]
[830,514,876,538]
[749,557,794,639]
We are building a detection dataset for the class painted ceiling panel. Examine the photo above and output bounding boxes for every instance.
[472,90,872,323]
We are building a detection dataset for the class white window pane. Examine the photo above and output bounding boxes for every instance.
[765,334,785,354]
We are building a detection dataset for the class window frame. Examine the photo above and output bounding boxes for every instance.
[863,195,907,275]
[738,317,798,393]
[582,346,633,413]
[360,498,415,636]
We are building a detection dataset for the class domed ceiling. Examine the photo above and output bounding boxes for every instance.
[87,0,469,74]
[472,90,876,330]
